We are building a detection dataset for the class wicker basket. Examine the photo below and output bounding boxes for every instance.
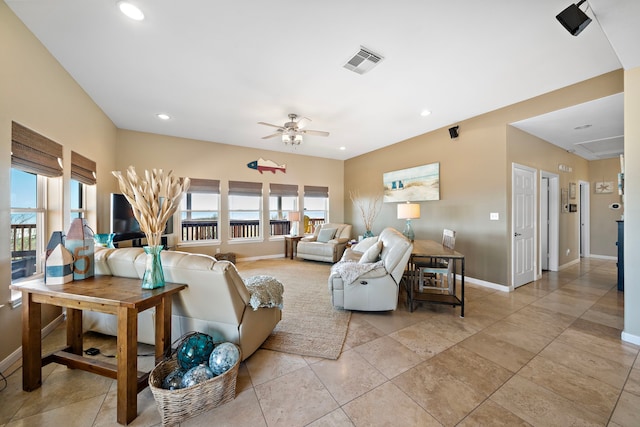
[148,346,240,426]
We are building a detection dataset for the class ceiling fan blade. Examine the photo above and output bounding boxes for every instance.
[257,121,283,129]
[262,132,282,139]
[303,129,330,137]
[296,117,311,129]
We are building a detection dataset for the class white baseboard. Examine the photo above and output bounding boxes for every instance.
[558,258,581,270]
[589,254,617,261]
[238,254,284,262]
[458,275,510,292]
[621,331,640,346]
[0,313,65,374]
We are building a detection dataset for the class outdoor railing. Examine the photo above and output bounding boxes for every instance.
[11,223,37,280]
[181,218,325,240]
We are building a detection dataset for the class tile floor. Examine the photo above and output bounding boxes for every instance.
[1,258,638,426]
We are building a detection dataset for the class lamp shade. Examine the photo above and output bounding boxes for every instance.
[397,203,420,219]
[289,211,301,221]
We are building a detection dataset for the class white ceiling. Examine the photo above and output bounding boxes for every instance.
[6,0,639,161]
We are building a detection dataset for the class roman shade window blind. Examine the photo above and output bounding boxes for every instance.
[187,178,220,194]
[228,181,262,196]
[71,151,97,185]
[11,121,63,177]
[269,183,298,197]
[304,185,329,198]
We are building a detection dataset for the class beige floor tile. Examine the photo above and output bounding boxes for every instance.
[344,314,385,348]
[457,400,532,426]
[356,310,425,335]
[531,292,595,317]
[624,367,640,396]
[306,408,354,427]
[459,331,536,373]
[342,381,441,427]
[12,367,113,420]
[501,305,576,339]
[310,349,387,405]
[569,317,624,341]
[254,367,338,427]
[418,314,480,344]
[491,375,603,426]
[389,321,456,359]
[181,387,267,427]
[555,328,638,367]
[6,394,105,427]
[540,341,630,389]
[610,391,640,427]
[581,306,625,330]
[428,346,513,396]
[92,382,159,427]
[352,335,423,379]
[244,349,308,386]
[393,361,485,426]
[481,320,553,353]
[518,355,619,422]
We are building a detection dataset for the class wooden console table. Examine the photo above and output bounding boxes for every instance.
[405,239,465,317]
[11,276,187,425]
[284,235,303,259]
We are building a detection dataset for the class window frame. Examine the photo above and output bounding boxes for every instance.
[228,181,263,242]
[180,190,221,244]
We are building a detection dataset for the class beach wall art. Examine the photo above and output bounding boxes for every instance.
[383,162,440,203]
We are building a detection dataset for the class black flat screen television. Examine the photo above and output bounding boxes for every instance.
[110,193,173,241]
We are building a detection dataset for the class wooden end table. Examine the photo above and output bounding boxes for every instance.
[11,276,187,425]
[284,235,303,259]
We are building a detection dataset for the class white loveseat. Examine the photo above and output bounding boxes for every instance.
[296,223,352,263]
[328,227,413,311]
[83,247,281,360]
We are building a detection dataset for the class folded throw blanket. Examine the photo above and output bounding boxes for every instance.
[243,275,284,311]
[331,260,385,285]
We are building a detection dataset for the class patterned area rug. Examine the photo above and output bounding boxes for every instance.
[238,258,351,360]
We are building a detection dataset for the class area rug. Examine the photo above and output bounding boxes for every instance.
[237,258,351,360]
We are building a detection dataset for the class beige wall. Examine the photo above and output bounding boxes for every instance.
[589,158,624,257]
[0,3,118,363]
[345,71,623,288]
[115,129,344,259]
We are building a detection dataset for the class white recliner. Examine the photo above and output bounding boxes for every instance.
[296,223,352,263]
[328,227,413,311]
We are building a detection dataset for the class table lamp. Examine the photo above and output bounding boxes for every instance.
[397,202,420,241]
[289,211,301,236]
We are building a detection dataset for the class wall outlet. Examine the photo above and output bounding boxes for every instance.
[216,248,220,254]
[566,248,571,256]
[490,212,499,220]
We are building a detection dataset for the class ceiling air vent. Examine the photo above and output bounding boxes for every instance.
[343,46,384,75]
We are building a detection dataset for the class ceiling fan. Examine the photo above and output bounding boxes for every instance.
[258,113,330,145]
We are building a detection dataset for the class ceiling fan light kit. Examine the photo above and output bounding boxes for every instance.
[258,113,329,146]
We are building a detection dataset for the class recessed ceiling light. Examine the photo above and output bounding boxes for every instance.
[574,124,592,130]
[156,113,170,120]
[339,146,346,151]
[117,1,144,21]
[420,110,432,117]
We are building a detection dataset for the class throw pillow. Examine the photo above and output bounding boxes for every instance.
[317,228,337,243]
[359,241,383,264]
[353,236,378,252]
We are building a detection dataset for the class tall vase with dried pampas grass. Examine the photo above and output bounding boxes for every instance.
[112,166,190,289]
[349,189,382,238]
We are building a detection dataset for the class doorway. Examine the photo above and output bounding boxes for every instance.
[579,181,590,257]
[540,171,559,272]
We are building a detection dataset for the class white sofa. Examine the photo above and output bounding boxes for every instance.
[296,223,352,263]
[328,227,413,311]
[83,247,281,360]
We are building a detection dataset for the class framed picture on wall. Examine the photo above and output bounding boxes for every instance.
[569,182,576,199]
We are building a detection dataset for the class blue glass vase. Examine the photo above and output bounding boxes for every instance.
[363,230,374,238]
[141,245,165,289]
[94,233,116,248]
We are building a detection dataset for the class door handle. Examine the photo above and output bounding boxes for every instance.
[514,232,522,237]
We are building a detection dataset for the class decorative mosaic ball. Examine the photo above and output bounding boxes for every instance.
[208,342,240,375]
[176,333,215,371]
[161,367,185,390]
[180,364,215,388]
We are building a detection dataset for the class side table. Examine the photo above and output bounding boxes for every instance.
[284,235,303,259]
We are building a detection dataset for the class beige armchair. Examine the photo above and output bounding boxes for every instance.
[296,223,352,263]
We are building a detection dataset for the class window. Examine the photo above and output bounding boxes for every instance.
[10,122,63,290]
[181,179,220,242]
[228,181,262,239]
[10,169,44,283]
[269,184,298,237]
[304,185,329,234]
[70,151,96,220]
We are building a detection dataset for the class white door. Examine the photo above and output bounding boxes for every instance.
[513,164,536,287]
[579,181,590,258]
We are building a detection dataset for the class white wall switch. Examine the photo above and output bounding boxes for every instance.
[490,212,499,220]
